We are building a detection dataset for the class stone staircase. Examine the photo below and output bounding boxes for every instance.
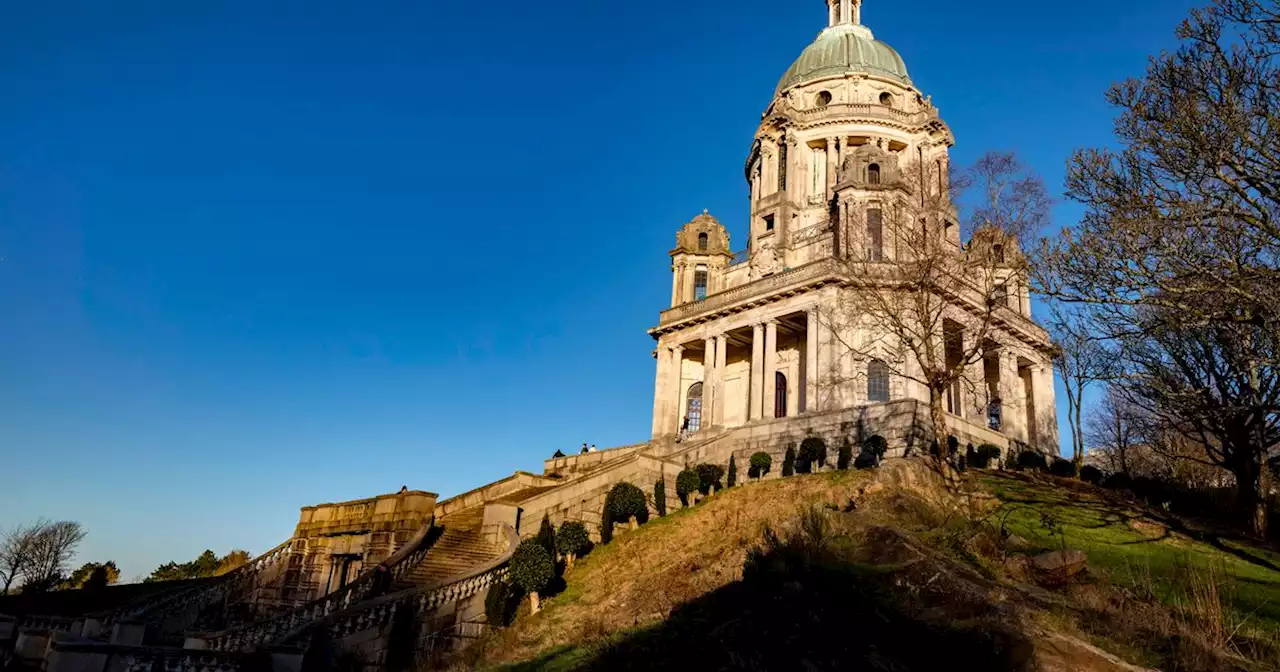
[394,507,497,590]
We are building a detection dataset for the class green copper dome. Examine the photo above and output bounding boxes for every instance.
[775,26,910,96]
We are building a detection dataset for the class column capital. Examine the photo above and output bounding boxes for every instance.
[672,344,684,354]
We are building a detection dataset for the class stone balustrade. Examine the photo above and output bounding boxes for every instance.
[204,524,518,653]
[789,102,940,126]
[45,641,261,672]
[658,259,841,326]
[99,540,293,631]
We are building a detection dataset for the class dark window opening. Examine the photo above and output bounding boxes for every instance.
[816,91,832,107]
[867,359,890,402]
[774,372,788,418]
[697,232,708,251]
[993,244,1005,263]
[867,163,881,185]
[879,92,893,106]
[764,214,775,232]
[777,137,788,192]
[993,283,1007,307]
[694,268,708,301]
[866,208,883,261]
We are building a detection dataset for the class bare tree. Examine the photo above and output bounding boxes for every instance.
[1037,0,1280,537]
[820,150,1049,455]
[22,521,86,593]
[1050,310,1114,469]
[1085,385,1144,476]
[0,521,44,594]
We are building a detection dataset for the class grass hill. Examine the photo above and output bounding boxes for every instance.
[464,461,1280,671]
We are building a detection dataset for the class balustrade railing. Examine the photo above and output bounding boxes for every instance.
[100,540,294,630]
[206,525,518,653]
[791,102,940,126]
[50,642,252,672]
[18,615,75,632]
[201,516,442,652]
[659,258,840,325]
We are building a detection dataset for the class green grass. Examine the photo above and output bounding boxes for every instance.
[978,472,1280,628]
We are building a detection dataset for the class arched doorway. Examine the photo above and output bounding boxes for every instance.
[774,372,788,418]
[685,382,703,434]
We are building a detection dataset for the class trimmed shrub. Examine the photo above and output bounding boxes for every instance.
[654,479,667,516]
[782,445,797,477]
[536,515,556,559]
[1015,450,1048,472]
[799,437,828,472]
[676,469,701,506]
[727,455,737,488]
[969,444,1002,469]
[748,452,772,480]
[837,441,852,470]
[795,450,812,474]
[557,521,590,565]
[1103,472,1133,491]
[695,464,725,495]
[946,435,960,456]
[485,580,520,627]
[509,539,554,613]
[1079,465,1103,485]
[1049,458,1078,478]
[607,482,648,525]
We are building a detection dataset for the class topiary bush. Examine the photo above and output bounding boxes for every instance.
[607,482,648,525]
[509,539,554,613]
[1079,465,1103,485]
[968,444,1002,469]
[782,445,797,477]
[727,455,737,488]
[654,479,667,516]
[556,521,590,567]
[837,441,852,470]
[855,435,888,469]
[1049,458,1078,478]
[485,580,520,627]
[695,463,725,495]
[748,452,772,480]
[1015,450,1048,472]
[798,437,827,472]
[676,469,701,506]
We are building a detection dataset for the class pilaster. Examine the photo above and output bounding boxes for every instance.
[805,308,820,413]
[714,334,728,427]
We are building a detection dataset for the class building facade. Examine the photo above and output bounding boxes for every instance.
[649,0,1059,453]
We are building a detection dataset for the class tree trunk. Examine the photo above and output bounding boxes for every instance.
[565,553,575,569]
[529,591,541,614]
[929,385,949,459]
[1235,459,1269,540]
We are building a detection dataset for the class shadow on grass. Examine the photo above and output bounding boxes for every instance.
[529,530,1036,671]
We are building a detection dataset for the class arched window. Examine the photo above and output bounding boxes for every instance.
[879,91,893,106]
[697,232,708,251]
[867,359,890,402]
[774,372,788,418]
[685,382,703,434]
[694,264,708,301]
[867,163,881,185]
[992,244,1005,263]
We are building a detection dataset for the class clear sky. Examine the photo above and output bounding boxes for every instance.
[0,0,1203,581]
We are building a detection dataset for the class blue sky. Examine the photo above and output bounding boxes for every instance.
[0,0,1202,580]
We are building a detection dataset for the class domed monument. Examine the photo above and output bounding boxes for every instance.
[649,0,1058,454]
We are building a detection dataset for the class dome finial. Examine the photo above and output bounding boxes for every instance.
[826,0,863,27]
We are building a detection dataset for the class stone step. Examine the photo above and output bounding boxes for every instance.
[393,507,499,590]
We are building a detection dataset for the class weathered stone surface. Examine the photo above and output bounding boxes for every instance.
[1031,550,1088,583]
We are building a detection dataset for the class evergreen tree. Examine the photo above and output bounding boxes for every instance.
[536,515,557,559]
[727,455,737,488]
[654,479,667,516]
[782,445,797,477]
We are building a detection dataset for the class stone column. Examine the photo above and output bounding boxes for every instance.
[997,351,1024,442]
[651,346,671,438]
[749,324,765,420]
[671,345,685,432]
[763,320,779,418]
[714,333,728,427]
[703,336,717,428]
[670,264,681,306]
[827,137,841,198]
[805,308,820,413]
[1032,363,1058,451]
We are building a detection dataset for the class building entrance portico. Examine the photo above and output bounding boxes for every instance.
[651,308,822,439]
